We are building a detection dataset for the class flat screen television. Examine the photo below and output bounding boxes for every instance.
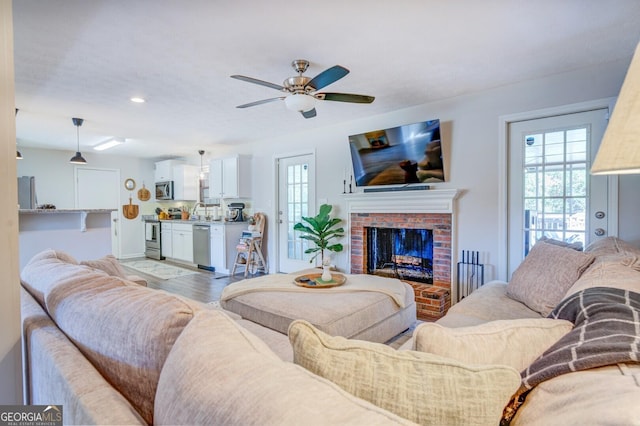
[348,119,444,187]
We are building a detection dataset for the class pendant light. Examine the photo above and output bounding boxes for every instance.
[69,117,87,164]
[15,108,22,159]
[198,149,205,179]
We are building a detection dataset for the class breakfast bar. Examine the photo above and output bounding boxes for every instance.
[18,209,115,269]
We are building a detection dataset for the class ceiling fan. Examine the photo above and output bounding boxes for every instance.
[231,59,375,119]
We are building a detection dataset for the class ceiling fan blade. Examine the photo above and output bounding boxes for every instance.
[231,75,285,91]
[236,97,285,109]
[305,65,349,91]
[315,92,375,103]
[301,108,317,119]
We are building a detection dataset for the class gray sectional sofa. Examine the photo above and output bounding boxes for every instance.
[19,237,640,425]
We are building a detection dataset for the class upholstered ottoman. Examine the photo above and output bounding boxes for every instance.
[220,272,417,343]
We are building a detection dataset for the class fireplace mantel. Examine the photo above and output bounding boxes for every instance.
[345,189,462,315]
[344,189,461,214]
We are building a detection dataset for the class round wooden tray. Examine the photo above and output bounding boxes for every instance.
[294,272,346,288]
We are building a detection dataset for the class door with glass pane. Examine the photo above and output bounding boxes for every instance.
[508,109,610,277]
[277,154,316,272]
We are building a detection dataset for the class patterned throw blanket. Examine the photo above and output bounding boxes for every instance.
[502,287,640,424]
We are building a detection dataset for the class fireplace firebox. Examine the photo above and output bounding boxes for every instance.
[366,227,433,284]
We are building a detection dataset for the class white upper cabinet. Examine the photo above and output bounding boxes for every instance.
[209,155,251,199]
[173,164,199,201]
[154,159,184,182]
[155,160,198,200]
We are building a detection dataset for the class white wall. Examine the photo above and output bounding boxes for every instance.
[236,58,640,280]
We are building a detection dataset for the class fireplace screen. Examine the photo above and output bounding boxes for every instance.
[366,227,433,284]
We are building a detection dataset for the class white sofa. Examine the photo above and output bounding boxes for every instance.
[422,236,640,425]
[19,237,640,425]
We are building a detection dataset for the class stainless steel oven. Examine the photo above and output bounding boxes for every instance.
[144,219,164,260]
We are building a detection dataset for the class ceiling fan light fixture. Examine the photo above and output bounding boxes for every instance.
[284,93,316,112]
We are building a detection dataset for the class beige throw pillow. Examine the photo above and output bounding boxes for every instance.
[413,319,573,371]
[538,235,583,251]
[506,241,595,316]
[288,320,521,426]
[156,311,412,425]
[80,255,129,278]
[46,280,203,424]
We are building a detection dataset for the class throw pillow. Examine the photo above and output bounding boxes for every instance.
[21,249,89,307]
[156,311,411,425]
[538,235,583,251]
[46,279,203,424]
[584,236,640,258]
[80,255,128,279]
[413,319,573,371]
[506,241,595,316]
[288,320,521,426]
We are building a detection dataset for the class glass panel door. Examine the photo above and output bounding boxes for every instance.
[522,127,588,255]
[508,108,610,277]
[277,154,315,272]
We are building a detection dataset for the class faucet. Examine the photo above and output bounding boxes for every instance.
[191,202,208,219]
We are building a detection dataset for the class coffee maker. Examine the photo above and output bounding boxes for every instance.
[226,203,245,222]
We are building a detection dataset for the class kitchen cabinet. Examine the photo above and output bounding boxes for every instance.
[161,222,173,258]
[209,223,245,274]
[154,159,184,182]
[210,225,224,271]
[171,223,193,262]
[209,155,251,199]
[173,164,199,201]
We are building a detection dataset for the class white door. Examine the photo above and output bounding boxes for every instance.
[507,108,613,277]
[277,154,316,272]
[75,167,121,256]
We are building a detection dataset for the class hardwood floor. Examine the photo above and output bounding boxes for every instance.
[120,257,265,303]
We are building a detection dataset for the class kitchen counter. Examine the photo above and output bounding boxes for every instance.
[19,208,116,231]
[18,209,115,270]
[159,219,247,226]
[19,208,116,214]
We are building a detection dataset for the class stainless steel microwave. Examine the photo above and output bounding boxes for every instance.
[155,181,174,200]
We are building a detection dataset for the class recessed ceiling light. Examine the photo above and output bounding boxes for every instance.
[130,97,146,103]
[94,138,125,151]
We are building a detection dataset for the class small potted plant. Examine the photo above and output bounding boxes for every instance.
[293,204,344,280]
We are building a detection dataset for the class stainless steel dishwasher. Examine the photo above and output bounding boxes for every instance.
[193,224,213,271]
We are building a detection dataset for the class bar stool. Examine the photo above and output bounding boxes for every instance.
[231,213,268,277]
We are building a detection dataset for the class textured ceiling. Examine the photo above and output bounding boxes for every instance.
[12,0,640,160]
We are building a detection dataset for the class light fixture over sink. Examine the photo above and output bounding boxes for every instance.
[199,149,205,179]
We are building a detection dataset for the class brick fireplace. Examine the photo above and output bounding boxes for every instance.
[345,190,460,321]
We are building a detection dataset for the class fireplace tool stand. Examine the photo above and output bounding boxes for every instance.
[456,250,484,301]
